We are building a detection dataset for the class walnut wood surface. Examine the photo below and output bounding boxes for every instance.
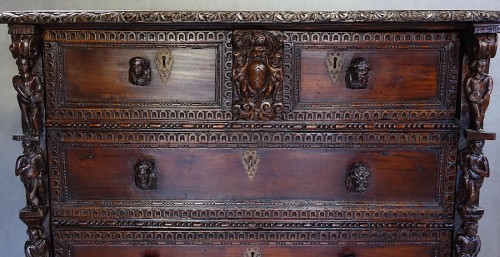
[3,11,499,257]
[63,147,439,203]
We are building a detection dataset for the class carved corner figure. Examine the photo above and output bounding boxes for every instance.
[15,139,47,211]
[129,57,152,86]
[231,30,284,121]
[134,160,157,190]
[25,227,50,257]
[345,57,370,89]
[345,162,370,193]
[455,222,481,257]
[465,59,493,131]
[459,140,490,214]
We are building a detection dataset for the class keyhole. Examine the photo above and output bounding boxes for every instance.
[162,56,166,68]
[333,57,338,69]
[251,251,255,257]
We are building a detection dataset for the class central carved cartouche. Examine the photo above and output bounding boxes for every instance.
[231,30,284,121]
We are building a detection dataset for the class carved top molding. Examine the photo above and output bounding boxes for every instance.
[2,10,500,24]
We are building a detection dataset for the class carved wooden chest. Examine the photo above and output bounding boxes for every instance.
[1,10,499,257]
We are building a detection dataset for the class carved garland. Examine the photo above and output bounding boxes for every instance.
[2,10,500,24]
[9,24,50,257]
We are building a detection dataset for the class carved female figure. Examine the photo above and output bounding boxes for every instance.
[460,140,490,213]
[15,140,47,211]
[13,58,43,135]
[465,59,493,131]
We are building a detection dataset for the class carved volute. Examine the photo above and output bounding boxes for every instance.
[231,30,284,121]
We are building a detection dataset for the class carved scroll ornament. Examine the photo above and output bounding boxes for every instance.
[231,30,284,121]
[129,56,152,86]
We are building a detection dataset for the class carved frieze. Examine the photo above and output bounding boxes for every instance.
[232,30,284,121]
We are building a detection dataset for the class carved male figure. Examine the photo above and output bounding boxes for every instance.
[15,140,47,211]
[346,57,370,89]
[129,57,152,86]
[134,160,157,190]
[465,59,493,131]
[455,222,481,257]
[13,57,43,135]
[461,140,490,212]
[24,227,49,257]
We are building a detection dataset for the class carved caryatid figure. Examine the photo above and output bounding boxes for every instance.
[15,140,47,211]
[129,57,152,86]
[345,57,370,89]
[134,160,157,190]
[460,140,490,213]
[455,222,481,257]
[13,58,43,135]
[465,59,493,131]
[16,140,47,211]
[231,30,284,121]
[24,227,49,257]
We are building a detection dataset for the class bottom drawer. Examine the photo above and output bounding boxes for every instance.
[73,244,434,257]
[55,230,451,257]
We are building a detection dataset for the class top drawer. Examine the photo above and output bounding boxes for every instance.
[44,30,459,122]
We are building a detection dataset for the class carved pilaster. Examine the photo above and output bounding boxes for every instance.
[231,30,284,121]
[455,26,498,257]
[9,24,50,257]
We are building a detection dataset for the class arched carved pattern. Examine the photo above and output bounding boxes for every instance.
[9,24,50,257]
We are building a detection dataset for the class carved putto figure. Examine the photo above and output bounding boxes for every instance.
[231,30,284,121]
[24,227,49,257]
[129,57,152,86]
[13,57,43,135]
[455,222,481,257]
[134,160,157,190]
[465,59,493,131]
[460,140,490,213]
[345,57,370,89]
[15,139,47,211]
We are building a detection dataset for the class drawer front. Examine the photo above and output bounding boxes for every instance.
[48,130,457,222]
[55,229,451,257]
[44,30,231,117]
[284,32,459,121]
[62,147,440,202]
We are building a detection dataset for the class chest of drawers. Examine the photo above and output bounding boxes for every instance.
[1,10,499,257]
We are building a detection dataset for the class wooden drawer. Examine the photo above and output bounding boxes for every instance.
[285,32,459,121]
[72,245,434,257]
[55,229,450,257]
[44,30,230,111]
[48,130,456,223]
[59,147,440,202]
